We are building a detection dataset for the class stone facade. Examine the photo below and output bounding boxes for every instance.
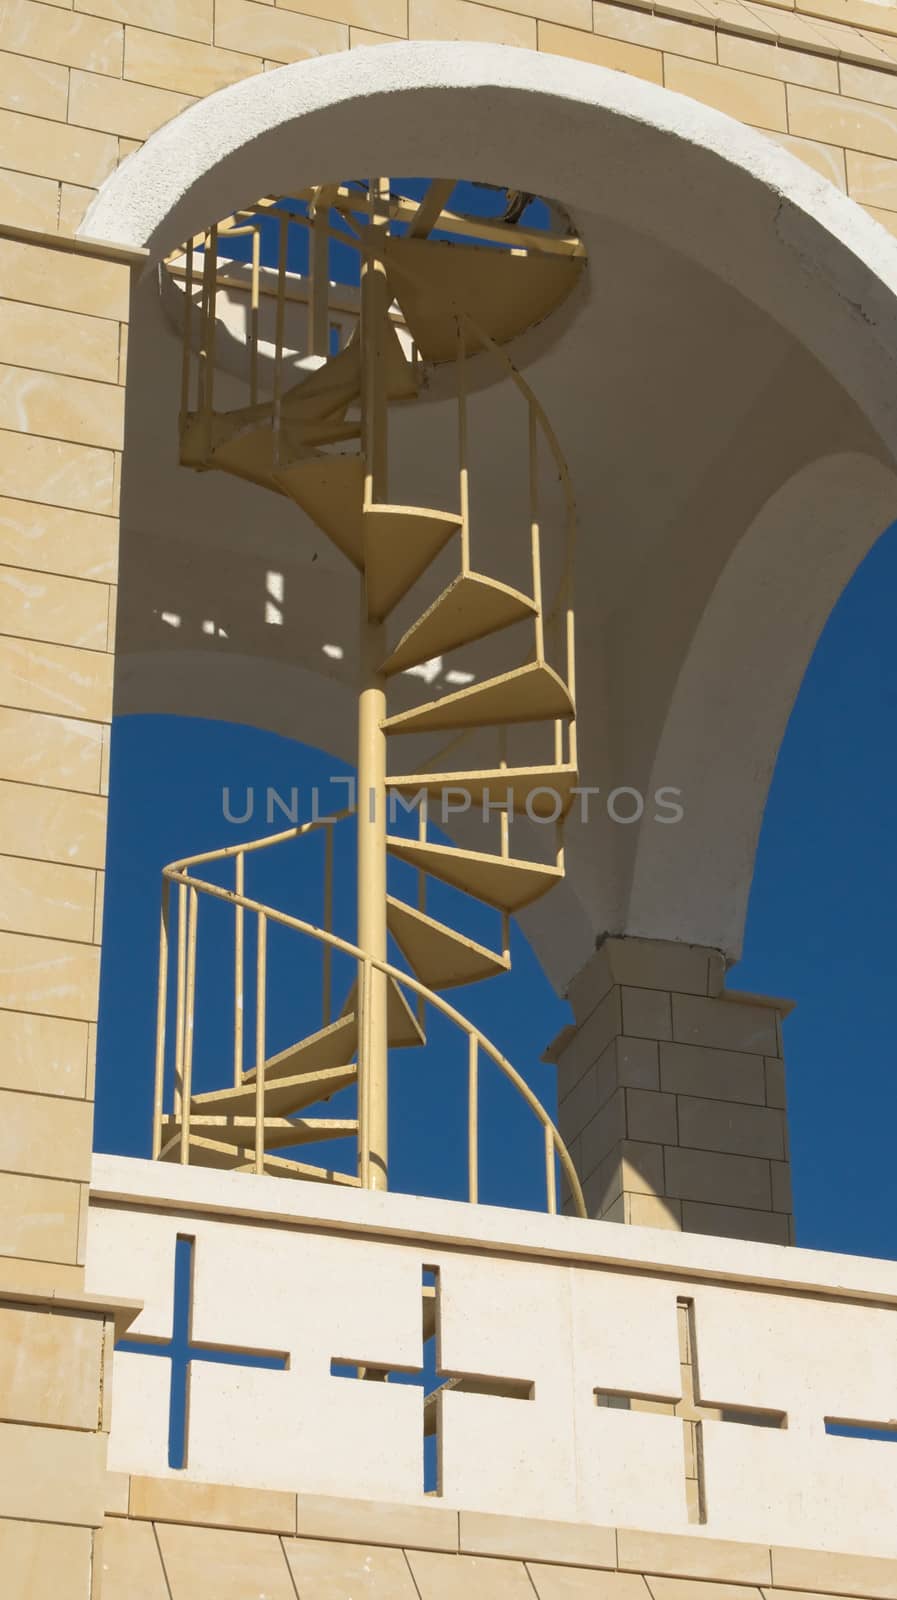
[554,939,794,1244]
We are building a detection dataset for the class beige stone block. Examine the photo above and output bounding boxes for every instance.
[409,0,535,46]
[863,201,897,235]
[4,1,123,75]
[665,55,788,130]
[660,1040,766,1104]
[666,1145,771,1209]
[622,985,672,1041]
[99,1517,171,1600]
[592,2,715,60]
[615,1036,660,1089]
[280,0,412,33]
[69,67,193,140]
[846,145,897,207]
[616,1137,665,1196]
[284,1537,420,1598]
[0,366,123,452]
[52,181,95,232]
[124,28,262,97]
[0,497,117,583]
[627,1087,678,1144]
[646,1581,763,1600]
[214,0,347,60]
[717,34,838,90]
[772,130,846,187]
[460,1510,616,1567]
[0,566,108,650]
[0,301,120,386]
[698,0,778,39]
[771,1547,897,1599]
[155,1524,298,1600]
[680,1199,789,1243]
[566,944,615,1019]
[76,0,211,44]
[0,1303,102,1426]
[0,168,59,232]
[351,25,404,45]
[581,1089,627,1174]
[560,987,622,1084]
[763,1055,786,1108]
[0,634,114,721]
[0,707,103,794]
[559,1051,602,1135]
[0,239,130,322]
[625,1191,682,1228]
[599,1191,626,1222]
[0,1419,106,1524]
[0,1253,83,1292]
[0,1517,93,1600]
[839,60,897,109]
[0,1086,93,1180]
[104,1473,130,1515]
[0,108,117,187]
[676,1096,784,1159]
[618,1530,771,1584]
[0,855,96,943]
[531,1572,653,1600]
[671,994,778,1056]
[789,83,897,161]
[407,1550,535,1599]
[0,928,101,1020]
[538,20,663,81]
[0,50,69,119]
[0,1009,88,1096]
[796,0,897,39]
[129,1475,295,1533]
[603,938,716,998]
[297,1492,458,1551]
[770,1159,793,1212]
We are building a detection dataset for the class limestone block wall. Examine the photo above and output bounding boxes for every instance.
[555,940,794,1245]
[97,1483,897,1600]
[0,232,136,1296]
[6,0,897,241]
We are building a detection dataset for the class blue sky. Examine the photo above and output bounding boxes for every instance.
[95,524,897,1265]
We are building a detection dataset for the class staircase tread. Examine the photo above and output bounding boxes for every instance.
[383,660,573,736]
[341,971,424,1048]
[273,453,365,568]
[363,504,462,621]
[386,835,563,913]
[387,894,508,990]
[161,1134,361,1184]
[387,763,578,820]
[162,1114,357,1150]
[381,572,536,676]
[192,1062,357,1119]
[243,1012,359,1086]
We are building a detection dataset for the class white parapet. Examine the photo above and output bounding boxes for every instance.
[87,1154,897,1557]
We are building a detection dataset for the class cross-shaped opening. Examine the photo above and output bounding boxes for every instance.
[594,1297,786,1524]
[331,1265,533,1494]
[116,1235,289,1469]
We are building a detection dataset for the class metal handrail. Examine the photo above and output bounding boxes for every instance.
[154,852,587,1219]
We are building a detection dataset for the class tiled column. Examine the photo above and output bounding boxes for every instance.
[0,227,141,1600]
[552,938,793,1245]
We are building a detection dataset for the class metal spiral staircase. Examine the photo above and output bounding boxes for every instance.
[153,179,588,1216]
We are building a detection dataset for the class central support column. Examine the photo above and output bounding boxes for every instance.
[357,179,391,1189]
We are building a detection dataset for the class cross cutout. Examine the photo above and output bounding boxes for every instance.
[331,1266,533,1493]
[594,1296,786,1524]
[116,1235,289,1469]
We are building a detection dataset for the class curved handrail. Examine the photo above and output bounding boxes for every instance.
[166,807,353,875]
[155,863,587,1219]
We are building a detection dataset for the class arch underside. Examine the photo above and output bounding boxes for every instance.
[85,42,897,991]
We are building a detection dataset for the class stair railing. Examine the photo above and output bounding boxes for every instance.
[152,825,587,1219]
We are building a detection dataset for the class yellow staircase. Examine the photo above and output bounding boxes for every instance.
[155,179,586,1214]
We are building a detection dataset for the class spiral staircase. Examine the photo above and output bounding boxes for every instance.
[153,179,588,1215]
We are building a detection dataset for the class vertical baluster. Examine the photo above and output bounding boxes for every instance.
[273,215,288,462]
[529,399,544,663]
[174,881,187,1117]
[152,879,170,1159]
[416,794,428,1029]
[181,241,194,421]
[357,956,373,1188]
[457,318,470,573]
[200,227,218,448]
[181,885,198,1165]
[234,851,244,1087]
[545,1123,557,1215]
[308,188,330,358]
[468,1036,479,1204]
[322,825,333,1028]
[255,912,267,1176]
[250,225,260,407]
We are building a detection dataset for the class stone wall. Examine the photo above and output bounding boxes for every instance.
[6,0,897,240]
